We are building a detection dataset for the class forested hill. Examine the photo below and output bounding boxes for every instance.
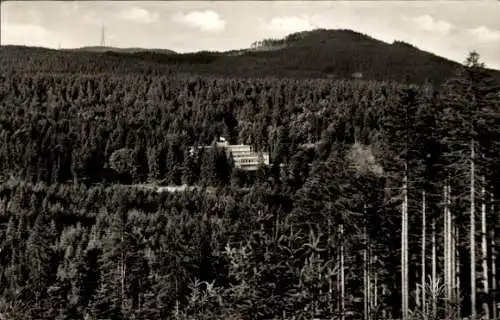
[233,29,500,84]
[2,29,500,84]
[2,24,500,318]
[65,46,177,55]
[0,45,176,76]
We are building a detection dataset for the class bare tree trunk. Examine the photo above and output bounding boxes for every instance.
[432,214,437,319]
[121,229,126,313]
[364,213,368,320]
[382,285,387,320]
[449,185,454,306]
[340,223,345,320]
[175,278,180,319]
[491,201,497,320]
[444,183,450,316]
[456,220,461,319]
[422,190,427,316]
[470,139,477,319]
[368,240,372,320]
[275,211,280,243]
[337,248,340,314]
[364,204,371,320]
[174,279,179,318]
[449,184,460,318]
[402,168,409,320]
[328,217,333,315]
[373,255,378,312]
[481,176,489,319]
[138,279,142,313]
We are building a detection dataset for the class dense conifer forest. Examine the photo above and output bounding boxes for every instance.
[3,30,500,84]
[0,29,500,319]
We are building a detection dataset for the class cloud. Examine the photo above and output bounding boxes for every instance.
[403,15,453,35]
[82,11,101,26]
[117,7,158,24]
[1,23,49,44]
[469,26,500,42]
[173,10,226,32]
[265,16,316,33]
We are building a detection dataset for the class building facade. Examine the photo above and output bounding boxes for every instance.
[189,137,270,171]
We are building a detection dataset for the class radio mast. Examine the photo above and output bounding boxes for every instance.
[100,23,106,47]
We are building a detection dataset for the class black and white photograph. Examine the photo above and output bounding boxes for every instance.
[1,0,500,319]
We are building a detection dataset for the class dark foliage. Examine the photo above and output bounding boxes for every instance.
[0,33,499,319]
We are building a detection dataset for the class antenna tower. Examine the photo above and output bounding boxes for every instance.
[100,23,106,47]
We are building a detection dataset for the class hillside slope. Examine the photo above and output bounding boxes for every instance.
[1,29,499,84]
[0,45,175,75]
[206,29,500,83]
[66,46,177,55]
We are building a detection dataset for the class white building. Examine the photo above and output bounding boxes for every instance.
[189,137,270,171]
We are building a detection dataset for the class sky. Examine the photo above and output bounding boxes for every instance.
[1,1,500,69]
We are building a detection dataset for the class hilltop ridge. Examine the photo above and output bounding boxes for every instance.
[65,46,177,55]
[2,29,499,84]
